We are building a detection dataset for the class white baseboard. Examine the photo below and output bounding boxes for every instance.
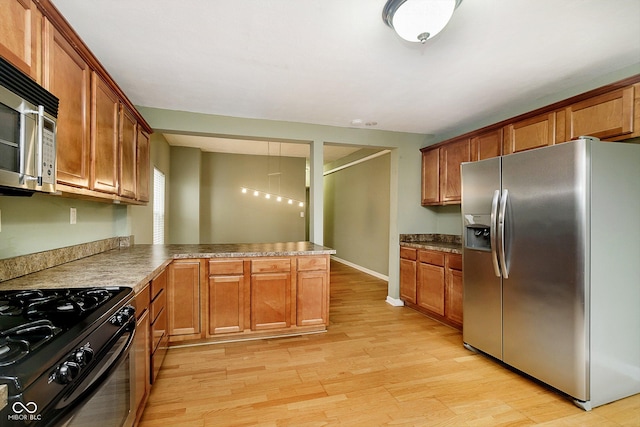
[330,256,389,281]
[386,296,404,307]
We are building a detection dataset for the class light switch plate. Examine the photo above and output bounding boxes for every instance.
[70,207,77,225]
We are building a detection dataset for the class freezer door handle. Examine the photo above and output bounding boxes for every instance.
[498,189,509,279]
[490,190,501,277]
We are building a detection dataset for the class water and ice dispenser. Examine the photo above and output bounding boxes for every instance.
[464,214,492,251]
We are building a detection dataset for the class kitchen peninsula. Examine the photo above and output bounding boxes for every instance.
[0,241,336,341]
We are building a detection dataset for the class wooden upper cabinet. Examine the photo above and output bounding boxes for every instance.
[119,105,137,199]
[0,0,41,80]
[91,73,119,194]
[504,112,556,154]
[439,138,470,204]
[565,86,635,141]
[421,148,439,205]
[137,129,150,202]
[421,138,470,206]
[471,128,502,161]
[44,23,91,188]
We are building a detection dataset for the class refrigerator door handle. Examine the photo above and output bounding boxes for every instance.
[498,189,509,279]
[490,190,501,277]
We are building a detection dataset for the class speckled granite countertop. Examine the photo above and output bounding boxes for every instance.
[400,234,462,254]
[0,242,335,293]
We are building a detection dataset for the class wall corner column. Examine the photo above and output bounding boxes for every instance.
[309,140,324,244]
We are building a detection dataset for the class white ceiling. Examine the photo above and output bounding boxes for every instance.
[51,0,640,161]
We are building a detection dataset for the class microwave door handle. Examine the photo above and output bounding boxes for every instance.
[35,105,45,185]
[490,190,501,277]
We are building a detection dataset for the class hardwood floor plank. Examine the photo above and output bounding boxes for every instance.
[139,260,640,426]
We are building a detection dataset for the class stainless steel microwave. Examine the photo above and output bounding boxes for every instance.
[0,57,59,196]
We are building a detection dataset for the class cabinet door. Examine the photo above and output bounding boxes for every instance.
[45,24,91,188]
[251,273,291,330]
[137,129,150,202]
[399,258,417,304]
[297,271,328,326]
[417,262,445,316]
[133,288,150,423]
[208,275,245,334]
[119,105,137,199]
[471,129,502,161]
[0,0,40,79]
[421,148,440,205]
[91,73,119,194]
[504,112,555,154]
[168,260,201,337]
[440,138,470,204]
[445,254,463,327]
[565,86,635,140]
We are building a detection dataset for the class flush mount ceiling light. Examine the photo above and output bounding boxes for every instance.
[382,0,462,43]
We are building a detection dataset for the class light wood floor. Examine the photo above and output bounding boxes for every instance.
[139,260,639,426]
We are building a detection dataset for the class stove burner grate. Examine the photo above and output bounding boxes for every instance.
[0,319,61,366]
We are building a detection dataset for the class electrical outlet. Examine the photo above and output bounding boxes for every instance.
[70,208,77,225]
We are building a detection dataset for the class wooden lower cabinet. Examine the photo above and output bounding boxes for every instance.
[445,254,463,328]
[400,247,463,331]
[133,285,151,425]
[251,272,291,330]
[207,259,247,335]
[167,256,329,343]
[150,269,168,383]
[168,259,203,341]
[399,247,417,304]
[297,270,328,326]
[417,262,445,316]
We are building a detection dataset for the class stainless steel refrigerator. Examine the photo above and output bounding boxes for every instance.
[461,137,640,410]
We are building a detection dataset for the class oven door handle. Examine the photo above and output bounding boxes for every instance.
[47,316,136,426]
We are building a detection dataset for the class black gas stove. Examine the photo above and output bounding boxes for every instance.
[0,287,134,426]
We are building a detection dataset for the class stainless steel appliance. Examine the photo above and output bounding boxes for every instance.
[0,57,58,196]
[461,137,640,410]
[0,287,136,426]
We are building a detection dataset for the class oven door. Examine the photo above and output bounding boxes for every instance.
[50,316,136,427]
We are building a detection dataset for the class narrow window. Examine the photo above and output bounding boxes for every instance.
[153,167,165,244]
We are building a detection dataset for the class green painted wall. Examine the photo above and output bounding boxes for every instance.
[169,146,201,244]
[324,152,390,275]
[200,152,306,243]
[0,193,127,259]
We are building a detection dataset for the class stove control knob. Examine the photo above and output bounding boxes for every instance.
[73,346,94,366]
[111,306,134,326]
[53,361,80,384]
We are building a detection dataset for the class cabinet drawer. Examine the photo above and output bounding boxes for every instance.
[251,259,291,274]
[400,247,417,261]
[418,250,445,266]
[151,269,167,300]
[134,286,150,319]
[209,259,244,275]
[151,307,167,353]
[447,253,462,271]
[297,256,328,271]
[151,287,166,323]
